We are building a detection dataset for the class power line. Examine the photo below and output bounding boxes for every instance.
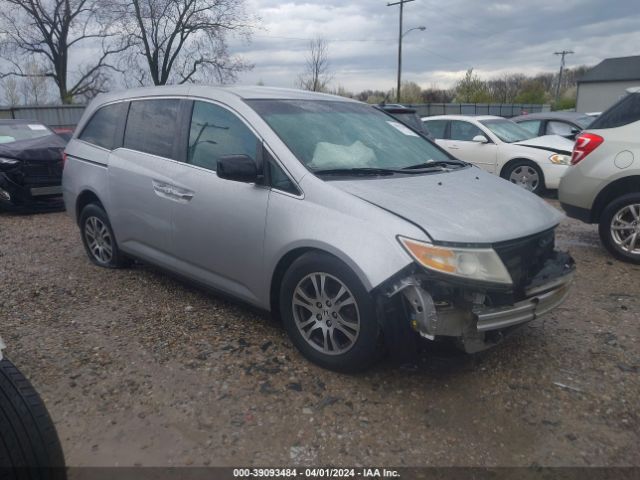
[554,50,574,103]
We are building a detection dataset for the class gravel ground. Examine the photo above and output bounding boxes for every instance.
[0,201,638,467]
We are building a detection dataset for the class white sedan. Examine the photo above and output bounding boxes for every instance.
[422,115,574,194]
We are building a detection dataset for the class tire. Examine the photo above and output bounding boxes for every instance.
[79,203,129,268]
[502,160,545,195]
[0,356,66,479]
[279,252,381,373]
[598,193,640,264]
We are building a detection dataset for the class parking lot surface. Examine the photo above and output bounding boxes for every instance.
[0,201,638,467]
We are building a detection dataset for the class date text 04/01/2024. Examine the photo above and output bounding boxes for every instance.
[232,468,401,478]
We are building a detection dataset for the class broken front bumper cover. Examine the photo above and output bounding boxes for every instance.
[385,251,575,353]
[475,273,572,332]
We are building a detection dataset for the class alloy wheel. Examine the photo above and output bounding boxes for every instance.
[291,272,360,355]
[84,216,113,264]
[610,203,640,255]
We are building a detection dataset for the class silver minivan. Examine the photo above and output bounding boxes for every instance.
[63,86,575,372]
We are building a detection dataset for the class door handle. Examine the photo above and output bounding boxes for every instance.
[153,180,194,202]
[448,145,460,150]
[174,192,194,201]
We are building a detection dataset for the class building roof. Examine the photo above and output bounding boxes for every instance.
[578,55,640,84]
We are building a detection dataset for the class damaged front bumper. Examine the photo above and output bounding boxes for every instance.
[382,251,575,353]
[0,170,63,209]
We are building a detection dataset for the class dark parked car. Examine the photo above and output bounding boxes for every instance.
[511,111,594,139]
[374,104,434,139]
[0,120,66,210]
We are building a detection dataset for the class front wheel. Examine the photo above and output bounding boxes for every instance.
[599,193,640,264]
[503,160,545,195]
[279,252,381,372]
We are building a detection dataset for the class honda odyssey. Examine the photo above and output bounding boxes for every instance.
[63,86,575,371]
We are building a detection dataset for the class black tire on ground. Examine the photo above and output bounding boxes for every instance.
[502,160,545,195]
[0,357,66,479]
[598,193,640,264]
[79,203,129,268]
[279,252,381,373]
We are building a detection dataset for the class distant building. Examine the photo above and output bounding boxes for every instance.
[576,55,640,113]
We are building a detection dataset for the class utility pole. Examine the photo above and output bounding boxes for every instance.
[388,0,415,103]
[554,50,574,104]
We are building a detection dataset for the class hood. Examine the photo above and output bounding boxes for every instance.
[331,167,563,244]
[514,134,574,155]
[0,134,66,163]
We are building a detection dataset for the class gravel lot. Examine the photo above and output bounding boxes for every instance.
[0,201,638,468]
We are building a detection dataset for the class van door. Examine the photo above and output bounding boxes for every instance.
[108,98,187,265]
[170,100,270,305]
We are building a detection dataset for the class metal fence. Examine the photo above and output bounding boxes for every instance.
[0,105,86,130]
[407,103,551,118]
[0,102,551,130]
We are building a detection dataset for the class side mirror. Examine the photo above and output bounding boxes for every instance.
[472,135,489,143]
[216,155,259,183]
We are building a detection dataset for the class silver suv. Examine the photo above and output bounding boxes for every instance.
[560,87,640,263]
[63,86,575,371]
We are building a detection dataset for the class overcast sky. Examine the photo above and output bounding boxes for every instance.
[229,0,640,92]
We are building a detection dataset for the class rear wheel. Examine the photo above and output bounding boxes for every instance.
[599,193,640,264]
[279,252,381,372]
[0,356,66,478]
[79,204,129,268]
[503,160,545,195]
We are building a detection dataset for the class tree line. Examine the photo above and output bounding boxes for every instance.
[327,66,589,110]
[297,39,589,110]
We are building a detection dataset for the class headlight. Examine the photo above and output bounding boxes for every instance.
[398,236,513,285]
[0,157,19,166]
[549,153,571,165]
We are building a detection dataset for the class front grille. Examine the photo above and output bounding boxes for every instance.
[494,228,555,295]
[21,161,63,184]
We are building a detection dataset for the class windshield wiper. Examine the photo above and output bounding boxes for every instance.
[402,159,466,170]
[313,166,442,176]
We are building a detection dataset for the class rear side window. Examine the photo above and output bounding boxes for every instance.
[546,121,573,136]
[79,103,123,150]
[124,99,181,158]
[450,120,484,141]
[187,101,258,172]
[423,120,447,139]
[589,93,640,130]
[518,120,541,136]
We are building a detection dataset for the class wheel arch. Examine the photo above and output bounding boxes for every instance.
[75,189,104,225]
[269,246,372,319]
[592,176,640,223]
[499,157,541,178]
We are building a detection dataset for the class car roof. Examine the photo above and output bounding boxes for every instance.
[92,85,357,106]
[422,115,503,121]
[511,111,591,122]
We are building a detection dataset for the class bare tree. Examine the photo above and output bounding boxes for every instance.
[1,77,21,106]
[0,0,126,104]
[19,61,50,105]
[112,0,254,86]
[297,38,332,92]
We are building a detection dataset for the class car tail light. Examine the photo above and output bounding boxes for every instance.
[571,133,603,165]
[62,152,67,168]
